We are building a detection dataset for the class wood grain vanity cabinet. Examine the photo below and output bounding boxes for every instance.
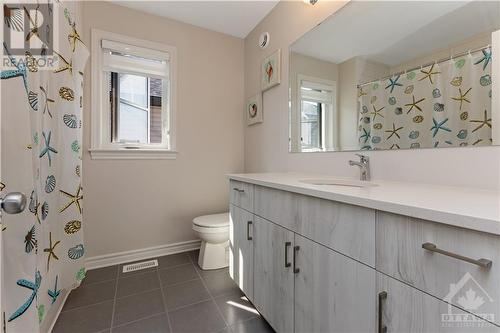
[228,180,499,332]
[294,233,376,332]
[253,216,295,332]
[229,180,254,212]
[229,204,254,300]
[377,273,499,333]
[377,211,500,326]
[254,185,375,266]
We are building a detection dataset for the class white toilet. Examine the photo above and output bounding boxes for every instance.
[192,212,229,270]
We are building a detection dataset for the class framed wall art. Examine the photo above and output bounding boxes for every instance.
[261,49,281,91]
[246,93,263,125]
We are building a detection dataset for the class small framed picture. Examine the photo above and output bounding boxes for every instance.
[261,49,281,91]
[246,93,263,125]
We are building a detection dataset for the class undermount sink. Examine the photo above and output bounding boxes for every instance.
[299,178,378,188]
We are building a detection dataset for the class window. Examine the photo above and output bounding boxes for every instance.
[301,100,322,150]
[299,79,335,152]
[90,30,177,159]
[109,73,162,144]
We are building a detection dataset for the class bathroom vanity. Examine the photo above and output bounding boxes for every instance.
[228,173,500,332]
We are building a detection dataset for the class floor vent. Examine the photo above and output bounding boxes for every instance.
[122,259,158,273]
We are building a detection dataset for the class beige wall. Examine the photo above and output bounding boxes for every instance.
[81,2,244,257]
[244,1,500,189]
[337,57,358,150]
[390,32,492,74]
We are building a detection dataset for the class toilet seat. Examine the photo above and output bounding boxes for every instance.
[193,212,229,228]
[193,224,228,234]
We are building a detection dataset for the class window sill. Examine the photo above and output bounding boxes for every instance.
[89,148,178,160]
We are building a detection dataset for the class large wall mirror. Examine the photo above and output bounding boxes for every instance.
[289,1,500,152]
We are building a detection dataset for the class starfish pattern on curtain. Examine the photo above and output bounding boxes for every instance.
[358,49,492,150]
[1,1,89,331]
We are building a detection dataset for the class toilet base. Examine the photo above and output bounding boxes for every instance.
[198,240,229,270]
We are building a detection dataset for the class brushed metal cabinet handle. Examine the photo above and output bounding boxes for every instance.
[293,246,300,274]
[247,221,253,241]
[378,291,387,333]
[422,242,492,269]
[232,188,244,193]
[284,242,291,268]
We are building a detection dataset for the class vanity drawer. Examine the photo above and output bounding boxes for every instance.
[376,211,500,326]
[229,180,254,212]
[254,185,375,266]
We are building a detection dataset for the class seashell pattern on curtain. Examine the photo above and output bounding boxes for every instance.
[1,1,88,331]
[358,49,492,150]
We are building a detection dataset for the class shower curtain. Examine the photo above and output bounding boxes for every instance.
[1,1,88,331]
[357,49,492,150]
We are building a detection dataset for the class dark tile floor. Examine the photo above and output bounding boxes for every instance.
[53,250,275,333]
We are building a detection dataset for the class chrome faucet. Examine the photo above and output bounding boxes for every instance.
[349,154,371,181]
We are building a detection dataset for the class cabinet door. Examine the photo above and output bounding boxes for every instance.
[253,216,294,333]
[377,211,500,326]
[294,234,376,333]
[229,204,254,300]
[377,272,499,332]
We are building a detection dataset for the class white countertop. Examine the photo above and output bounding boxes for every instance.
[228,173,500,235]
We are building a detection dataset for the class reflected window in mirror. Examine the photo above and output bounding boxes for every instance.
[301,100,322,150]
[292,75,337,152]
[300,79,336,151]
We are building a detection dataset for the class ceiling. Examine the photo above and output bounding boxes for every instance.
[291,1,500,66]
[114,1,279,38]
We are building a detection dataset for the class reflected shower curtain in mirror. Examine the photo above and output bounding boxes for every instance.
[357,49,492,150]
[1,2,88,331]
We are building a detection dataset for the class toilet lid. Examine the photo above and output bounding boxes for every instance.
[193,213,229,228]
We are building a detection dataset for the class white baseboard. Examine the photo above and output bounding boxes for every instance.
[85,239,201,270]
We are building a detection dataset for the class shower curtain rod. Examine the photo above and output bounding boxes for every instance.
[357,45,491,88]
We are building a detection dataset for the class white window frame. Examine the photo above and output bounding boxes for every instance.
[90,29,177,160]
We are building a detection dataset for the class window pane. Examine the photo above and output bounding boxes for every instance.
[149,78,163,144]
[118,102,148,143]
[108,72,165,144]
[119,74,148,107]
[301,101,321,150]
